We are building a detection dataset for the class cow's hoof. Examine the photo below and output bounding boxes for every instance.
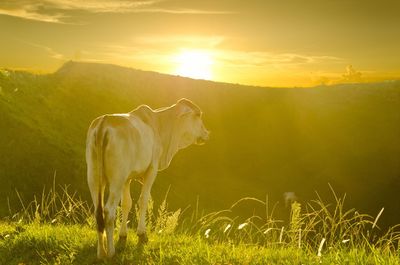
[137,233,148,245]
[97,252,107,260]
[107,248,115,258]
[97,246,107,260]
[118,235,127,247]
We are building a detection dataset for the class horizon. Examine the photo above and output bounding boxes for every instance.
[3,60,400,89]
[1,0,400,87]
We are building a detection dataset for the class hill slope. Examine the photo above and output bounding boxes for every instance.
[0,62,399,228]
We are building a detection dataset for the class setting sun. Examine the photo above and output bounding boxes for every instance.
[174,50,214,80]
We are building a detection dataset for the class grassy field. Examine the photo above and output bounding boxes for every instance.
[2,223,399,265]
[1,187,399,264]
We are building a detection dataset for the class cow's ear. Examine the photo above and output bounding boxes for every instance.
[177,99,194,117]
[178,98,191,104]
[178,103,193,117]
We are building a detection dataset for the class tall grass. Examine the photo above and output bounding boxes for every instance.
[175,184,400,256]
[6,177,92,226]
[4,181,400,260]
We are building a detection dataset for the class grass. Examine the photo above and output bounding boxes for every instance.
[1,185,400,264]
[1,223,399,264]
[2,223,400,265]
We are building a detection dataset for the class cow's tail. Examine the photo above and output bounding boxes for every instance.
[95,116,108,234]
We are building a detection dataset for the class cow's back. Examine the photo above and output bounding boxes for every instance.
[88,113,156,182]
[106,114,155,178]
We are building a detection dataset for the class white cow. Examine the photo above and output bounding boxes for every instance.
[86,98,209,259]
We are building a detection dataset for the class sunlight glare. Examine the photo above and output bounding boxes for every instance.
[174,50,214,80]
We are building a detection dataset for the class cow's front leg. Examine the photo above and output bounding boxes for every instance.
[137,165,157,244]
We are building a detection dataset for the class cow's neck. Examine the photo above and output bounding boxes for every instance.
[155,108,181,171]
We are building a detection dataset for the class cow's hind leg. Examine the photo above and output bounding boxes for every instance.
[137,165,157,244]
[88,168,107,259]
[94,191,106,259]
[104,182,124,258]
[119,179,132,242]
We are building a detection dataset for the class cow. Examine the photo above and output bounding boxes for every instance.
[86,98,209,259]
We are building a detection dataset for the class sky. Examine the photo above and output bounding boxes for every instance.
[0,0,399,87]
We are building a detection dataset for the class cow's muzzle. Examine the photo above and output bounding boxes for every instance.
[196,130,210,145]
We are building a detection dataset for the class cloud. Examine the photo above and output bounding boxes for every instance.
[42,0,159,13]
[217,51,342,68]
[132,35,225,49]
[41,0,234,14]
[310,65,364,86]
[24,41,108,63]
[0,0,234,23]
[128,8,235,15]
[0,8,64,23]
[310,72,337,86]
[24,42,66,60]
[86,35,226,66]
[342,65,362,82]
[89,38,343,72]
[0,1,67,23]
[93,43,171,63]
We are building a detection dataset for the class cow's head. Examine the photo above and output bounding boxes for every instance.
[176,98,209,148]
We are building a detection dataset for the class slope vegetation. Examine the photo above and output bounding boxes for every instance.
[0,62,399,228]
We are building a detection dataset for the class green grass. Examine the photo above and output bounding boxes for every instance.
[1,222,399,264]
[1,186,400,264]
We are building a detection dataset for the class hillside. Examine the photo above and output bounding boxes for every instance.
[0,61,399,228]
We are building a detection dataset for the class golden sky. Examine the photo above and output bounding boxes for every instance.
[0,0,399,87]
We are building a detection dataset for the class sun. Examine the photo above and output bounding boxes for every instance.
[174,50,214,80]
